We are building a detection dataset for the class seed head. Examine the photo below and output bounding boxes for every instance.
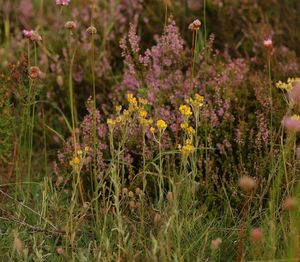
[55,176,64,187]
[13,236,23,254]
[56,75,64,87]
[283,197,298,211]
[136,201,141,209]
[250,228,263,243]
[82,202,90,209]
[135,187,142,196]
[122,187,128,196]
[56,247,65,255]
[29,66,41,79]
[86,26,97,35]
[188,19,201,31]
[128,191,134,198]
[65,21,76,30]
[154,213,161,224]
[210,238,222,250]
[129,200,136,209]
[166,191,174,202]
[238,175,256,193]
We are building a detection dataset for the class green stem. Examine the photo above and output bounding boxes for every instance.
[90,32,100,226]
[268,55,273,176]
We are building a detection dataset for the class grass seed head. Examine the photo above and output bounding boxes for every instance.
[210,238,222,251]
[238,175,256,193]
[283,197,298,211]
[250,228,263,243]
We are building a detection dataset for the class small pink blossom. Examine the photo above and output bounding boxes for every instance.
[188,19,201,31]
[250,228,263,243]
[263,38,273,50]
[282,115,300,133]
[22,30,42,41]
[288,81,300,104]
[56,0,70,6]
[23,30,34,39]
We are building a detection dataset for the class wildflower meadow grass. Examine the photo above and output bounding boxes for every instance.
[1,0,300,261]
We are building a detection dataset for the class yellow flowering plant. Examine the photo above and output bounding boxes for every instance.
[276,78,300,91]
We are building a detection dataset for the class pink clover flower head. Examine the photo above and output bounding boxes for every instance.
[56,0,70,6]
[263,38,273,50]
[282,115,300,133]
[188,19,201,31]
[250,228,263,243]
[23,30,34,39]
[22,30,42,41]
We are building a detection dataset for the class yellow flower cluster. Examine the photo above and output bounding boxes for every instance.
[179,96,200,136]
[107,93,153,131]
[69,155,81,166]
[127,93,138,107]
[179,105,193,116]
[178,94,204,157]
[187,126,195,135]
[107,118,116,127]
[292,114,300,121]
[186,93,205,108]
[180,139,195,156]
[156,119,167,130]
[136,97,152,128]
[69,147,90,167]
[276,78,300,91]
[115,105,122,113]
[180,123,195,135]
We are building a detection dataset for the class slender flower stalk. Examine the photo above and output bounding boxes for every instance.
[87,25,99,225]
[264,38,274,175]
[188,19,201,85]
[27,40,40,195]
[67,31,77,153]
[156,119,167,206]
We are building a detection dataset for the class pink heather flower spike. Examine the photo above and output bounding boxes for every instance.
[56,0,70,6]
